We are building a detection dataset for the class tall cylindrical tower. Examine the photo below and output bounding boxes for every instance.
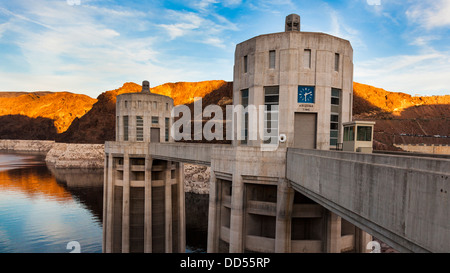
[232,14,353,150]
[103,81,185,253]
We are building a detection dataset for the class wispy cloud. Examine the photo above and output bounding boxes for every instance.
[406,0,450,29]
[157,5,238,49]
[327,7,366,50]
[159,11,205,40]
[355,52,450,95]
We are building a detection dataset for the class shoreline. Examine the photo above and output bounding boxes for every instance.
[0,140,104,169]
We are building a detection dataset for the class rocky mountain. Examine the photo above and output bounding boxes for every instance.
[0,81,448,150]
[352,82,450,150]
[0,92,96,140]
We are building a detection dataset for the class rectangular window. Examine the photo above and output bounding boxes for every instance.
[331,88,340,106]
[165,118,170,142]
[152,116,159,124]
[241,89,249,144]
[116,116,119,134]
[137,100,141,108]
[244,55,248,73]
[124,100,128,108]
[304,49,311,68]
[344,126,355,141]
[136,116,144,141]
[330,89,341,148]
[357,126,372,141]
[123,116,129,141]
[335,53,340,72]
[153,101,158,110]
[269,50,276,69]
[330,114,339,145]
[264,86,279,144]
[166,103,169,111]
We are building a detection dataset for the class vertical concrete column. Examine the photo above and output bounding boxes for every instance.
[177,162,186,253]
[122,153,130,253]
[164,161,173,253]
[144,156,153,253]
[207,170,219,253]
[326,211,341,253]
[104,154,115,253]
[229,172,244,253]
[355,228,372,253]
[275,178,294,253]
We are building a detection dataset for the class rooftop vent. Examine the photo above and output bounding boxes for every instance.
[285,14,300,32]
[141,80,150,93]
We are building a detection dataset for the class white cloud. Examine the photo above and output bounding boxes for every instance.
[159,12,205,39]
[0,22,9,38]
[0,2,168,97]
[406,0,450,29]
[203,37,226,48]
[157,8,238,49]
[194,0,219,12]
[327,8,366,50]
[355,52,450,96]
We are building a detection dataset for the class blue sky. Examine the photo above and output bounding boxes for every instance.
[0,0,449,98]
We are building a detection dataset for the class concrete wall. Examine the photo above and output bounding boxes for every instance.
[149,143,214,166]
[286,148,450,253]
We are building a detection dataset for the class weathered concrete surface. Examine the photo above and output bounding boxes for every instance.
[286,148,450,253]
[149,143,215,166]
[0,139,55,153]
[46,143,105,168]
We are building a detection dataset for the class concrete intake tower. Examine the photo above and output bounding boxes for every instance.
[103,14,375,253]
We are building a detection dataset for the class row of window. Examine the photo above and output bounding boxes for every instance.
[121,116,170,142]
[344,126,372,142]
[241,87,279,144]
[330,88,341,147]
[242,50,340,72]
[123,100,170,111]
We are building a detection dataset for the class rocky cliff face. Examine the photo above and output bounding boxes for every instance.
[45,143,104,168]
[352,82,450,149]
[0,91,96,134]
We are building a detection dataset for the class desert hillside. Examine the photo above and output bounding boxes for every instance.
[352,82,450,150]
[0,81,448,150]
[0,92,96,140]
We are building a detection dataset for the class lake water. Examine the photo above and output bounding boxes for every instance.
[0,151,208,253]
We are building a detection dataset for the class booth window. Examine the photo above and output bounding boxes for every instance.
[344,126,355,141]
[357,126,372,141]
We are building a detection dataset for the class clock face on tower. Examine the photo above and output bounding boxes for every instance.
[298,86,315,103]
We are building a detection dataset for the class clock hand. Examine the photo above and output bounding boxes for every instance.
[304,92,311,100]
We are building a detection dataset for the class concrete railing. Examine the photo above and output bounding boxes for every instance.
[286,148,450,253]
[149,143,218,166]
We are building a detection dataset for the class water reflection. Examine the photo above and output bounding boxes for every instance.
[0,152,103,253]
[47,166,104,222]
[0,152,209,253]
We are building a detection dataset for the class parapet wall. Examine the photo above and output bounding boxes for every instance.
[286,148,450,253]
